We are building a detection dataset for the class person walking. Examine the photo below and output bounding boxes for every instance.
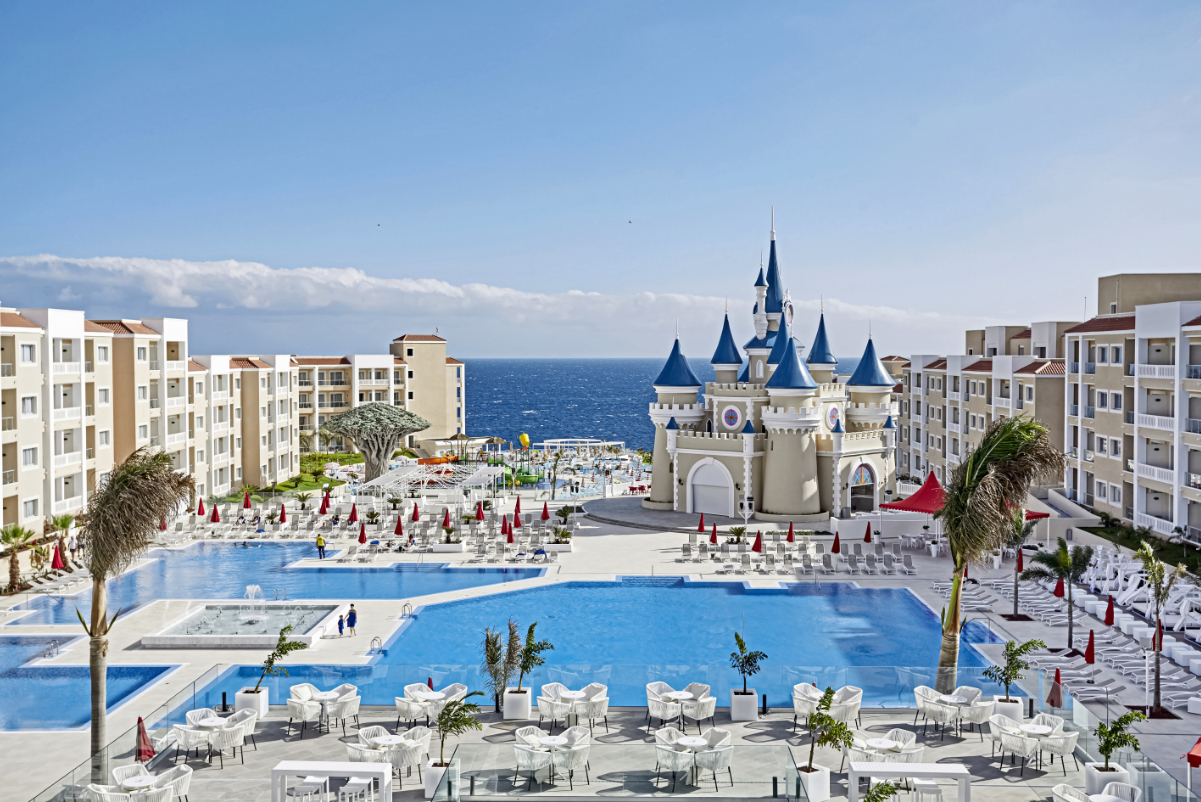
[68,533,78,563]
[346,604,357,636]
[337,614,344,637]
[316,533,326,560]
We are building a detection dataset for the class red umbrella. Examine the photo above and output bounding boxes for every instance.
[243,490,251,509]
[210,505,221,523]
[698,513,706,533]
[394,515,404,537]
[513,511,523,530]
[507,529,514,544]
[832,532,841,554]
[787,522,795,543]
[1184,736,1201,769]
[427,676,434,689]
[348,504,358,524]
[751,531,763,553]
[197,498,205,516]
[1105,595,1115,626]
[863,521,872,543]
[541,502,550,521]
[964,564,969,580]
[1053,577,1065,597]
[1017,548,1023,573]
[159,515,168,531]
[135,717,155,763]
[358,524,367,544]
[412,502,421,522]
[51,545,65,571]
[442,508,451,528]
[514,496,522,516]
[710,523,718,545]
[1084,630,1095,664]
[476,502,486,521]
[1046,667,1064,708]
[279,504,287,524]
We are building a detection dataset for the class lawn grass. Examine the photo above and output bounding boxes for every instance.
[1080,524,1201,572]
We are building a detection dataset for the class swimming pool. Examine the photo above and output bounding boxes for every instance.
[194,578,1014,709]
[8,542,544,625]
[0,636,175,729]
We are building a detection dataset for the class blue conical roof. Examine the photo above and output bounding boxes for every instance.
[846,338,894,387]
[883,415,896,430]
[737,362,750,382]
[765,327,818,391]
[764,239,784,314]
[710,314,742,365]
[766,317,798,366]
[654,338,702,387]
[754,267,768,288]
[806,314,836,365]
[741,419,756,434]
[665,417,679,431]
[831,418,844,434]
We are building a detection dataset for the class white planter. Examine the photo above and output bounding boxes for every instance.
[796,765,830,802]
[431,543,465,553]
[993,696,1023,723]
[543,543,573,552]
[503,688,532,720]
[424,762,447,799]
[235,687,269,718]
[729,689,758,721]
[1085,763,1129,794]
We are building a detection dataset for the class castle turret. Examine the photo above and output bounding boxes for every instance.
[765,315,800,372]
[710,314,742,384]
[647,338,703,508]
[763,211,783,330]
[805,313,837,385]
[844,337,894,432]
[759,319,821,517]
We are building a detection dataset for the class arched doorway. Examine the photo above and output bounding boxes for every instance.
[688,460,734,518]
[849,463,876,512]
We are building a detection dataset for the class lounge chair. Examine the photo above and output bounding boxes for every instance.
[901,555,917,575]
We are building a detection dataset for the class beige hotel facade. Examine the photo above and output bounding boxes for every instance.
[2,306,463,534]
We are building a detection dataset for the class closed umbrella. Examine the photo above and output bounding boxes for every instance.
[1105,595,1115,626]
[507,529,514,545]
[1046,668,1064,708]
[279,504,287,524]
[412,502,421,522]
[787,522,795,543]
[243,490,251,509]
[864,521,871,543]
[319,492,329,515]
[394,515,404,537]
[442,509,451,528]
[210,505,221,523]
[1084,630,1095,664]
[476,502,485,521]
[51,545,65,571]
[514,496,522,516]
[501,515,509,536]
[832,532,841,554]
[698,513,706,533]
[710,523,718,545]
[358,524,367,544]
[751,531,763,553]
[428,676,434,689]
[1053,577,1065,597]
[135,717,155,763]
[513,511,523,530]
[541,502,550,521]
[159,515,168,531]
[1017,548,1023,573]
[197,498,205,516]
[348,504,358,524]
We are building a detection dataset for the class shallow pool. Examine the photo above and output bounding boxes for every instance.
[9,542,544,625]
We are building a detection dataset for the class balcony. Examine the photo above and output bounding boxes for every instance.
[212,420,230,432]
[85,405,93,417]
[149,398,160,409]
[84,361,93,373]
[318,380,348,386]
[211,390,229,401]
[1125,458,1134,473]
[1188,473,1201,490]
[298,402,314,409]
[1137,512,1175,537]
[52,361,80,374]
[1138,413,1174,431]
[1066,446,1078,459]
[0,363,13,377]
[149,361,160,371]
[212,482,231,496]
[1,469,13,485]
[1186,366,1201,380]
[1015,398,1024,410]
[53,451,82,468]
[323,401,350,409]
[1083,449,1095,462]
[85,447,94,460]
[994,396,1011,409]
[1069,404,1079,417]
[167,432,187,446]
[1188,419,1201,435]
[166,360,186,372]
[1138,363,1176,380]
[1070,362,1080,374]
[2,417,14,433]
[1083,406,1096,419]
[1136,462,1175,484]
[359,377,390,386]
[166,396,186,408]
[52,406,80,421]
[1084,362,1096,374]
[53,496,84,514]
[298,379,314,387]
[1125,410,1134,424]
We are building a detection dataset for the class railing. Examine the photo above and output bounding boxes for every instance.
[1137,412,1174,431]
[85,447,94,460]
[0,363,13,377]
[1188,419,1201,435]
[1084,362,1096,374]
[318,379,348,386]
[1125,458,1134,472]
[1085,493,1095,506]
[52,361,80,374]
[1126,363,1135,376]
[298,424,315,432]
[324,401,350,408]
[1083,405,1096,418]
[1125,410,1134,424]
[1188,365,1201,380]
[211,390,228,401]
[1066,446,1078,459]
[148,361,160,370]
[1068,404,1079,417]
[149,436,161,447]
[52,406,80,421]
[1137,511,1175,536]
[1138,363,1176,379]
[84,361,93,373]
[1083,449,1095,462]
[167,432,187,446]
[166,396,186,408]
[1188,472,1201,490]
[1014,397,1024,409]
[52,496,83,513]
[165,360,185,372]
[1,469,14,485]
[85,404,93,416]
[52,451,81,468]
[298,402,314,409]
[2,416,14,432]
[358,377,390,385]
[212,420,229,432]
[1125,506,1133,519]
[1070,361,1080,373]
[993,396,1010,408]
[298,379,314,386]
[1136,462,1174,484]
[148,398,160,409]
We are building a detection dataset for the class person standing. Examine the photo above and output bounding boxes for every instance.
[337,614,344,637]
[346,604,357,636]
[68,533,78,563]
[316,533,326,559]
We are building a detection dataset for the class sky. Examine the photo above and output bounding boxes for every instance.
[2,2,1200,360]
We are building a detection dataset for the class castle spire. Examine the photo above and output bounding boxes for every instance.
[653,337,701,388]
[806,313,837,366]
[846,337,894,387]
[710,313,742,366]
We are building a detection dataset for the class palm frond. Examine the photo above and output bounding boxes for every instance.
[1019,565,1057,582]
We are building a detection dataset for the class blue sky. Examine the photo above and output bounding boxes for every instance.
[3,2,1200,359]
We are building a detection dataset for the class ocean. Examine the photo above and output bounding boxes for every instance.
[463,357,861,452]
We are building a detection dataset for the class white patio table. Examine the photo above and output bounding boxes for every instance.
[270,760,391,802]
[847,762,970,802]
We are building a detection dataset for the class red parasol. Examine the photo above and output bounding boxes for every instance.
[159,515,168,531]
[751,532,763,553]
[1183,736,1201,769]
[358,524,367,544]
[476,502,486,521]
[832,532,841,554]
[348,504,358,524]
[1046,667,1064,708]
[394,514,404,537]
[514,497,522,516]
[787,522,795,543]
[1105,595,1115,626]
[1017,548,1023,573]
[442,508,450,528]
[1084,630,1095,664]
[243,490,251,509]
[428,676,434,689]
[279,504,287,524]
[512,511,523,530]
[864,521,871,543]
[51,545,65,571]
[541,502,550,521]
[710,522,718,545]
[412,502,421,522]
[210,505,221,523]
[507,529,514,544]
[197,498,205,516]
[698,513,706,533]
[319,491,329,515]
[135,717,155,763]
[1053,577,1065,597]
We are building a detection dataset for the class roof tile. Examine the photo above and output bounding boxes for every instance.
[963,359,993,372]
[1064,315,1135,334]
[392,334,446,342]
[188,359,207,372]
[446,357,464,365]
[293,356,352,366]
[1,312,40,329]
[89,319,159,335]
[1011,329,1032,339]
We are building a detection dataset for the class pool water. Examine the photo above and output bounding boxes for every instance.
[0,636,174,729]
[195,578,1013,709]
[161,604,336,636]
[9,542,543,625]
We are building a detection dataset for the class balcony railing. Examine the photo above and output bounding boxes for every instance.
[52,361,80,374]
[0,363,13,377]
[1188,366,1201,380]
[212,420,229,432]
[149,398,160,409]
[1085,493,1095,506]
[1137,512,1175,536]
[298,402,314,409]
[167,432,187,446]
[1137,363,1175,379]
[1084,362,1096,374]
[1015,398,1024,410]
[994,396,1011,409]
[149,436,161,447]
[1070,362,1080,374]
[85,447,94,460]
[1125,458,1134,473]
[2,417,14,432]
[84,361,93,373]
[53,451,82,468]
[1138,413,1174,431]
[1069,404,1079,417]
[358,378,390,385]
[166,360,185,372]
[1083,406,1096,419]
[1188,419,1201,435]
[52,406,80,421]
[53,496,84,514]
[1125,410,1134,424]
[149,361,160,371]
[1083,449,1095,462]
[211,390,228,401]
[323,401,350,408]
[298,379,314,386]
[318,380,348,386]
[1188,472,1201,490]
[85,404,93,416]
[1,469,14,485]
[1066,446,1078,459]
[166,396,186,408]
[1136,462,1174,484]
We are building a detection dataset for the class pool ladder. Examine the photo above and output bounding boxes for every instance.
[400,603,413,618]
[369,636,383,654]
[41,640,59,658]
[273,588,287,601]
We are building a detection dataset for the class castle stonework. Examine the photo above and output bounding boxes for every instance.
[644,221,899,525]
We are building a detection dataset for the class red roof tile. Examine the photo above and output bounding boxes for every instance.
[1185,315,1201,328]
[1015,359,1066,376]
[1011,329,1032,339]
[446,357,464,365]
[881,355,910,363]
[188,360,207,372]
[963,359,993,372]
[924,359,948,370]
[229,357,271,369]
[1,312,40,329]
[83,320,112,334]
[293,357,351,366]
[393,334,446,342]
[892,382,904,394]
[1064,315,1135,334]
[89,319,159,335]
[393,357,407,364]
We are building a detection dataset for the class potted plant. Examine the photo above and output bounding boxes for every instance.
[504,623,553,720]
[727,526,746,545]
[981,638,1044,722]
[729,632,766,721]
[237,625,308,717]
[863,781,899,802]
[480,621,521,714]
[797,687,854,802]
[295,492,312,511]
[365,510,381,527]
[388,496,403,511]
[266,511,279,526]
[1085,711,1144,793]
[425,691,483,798]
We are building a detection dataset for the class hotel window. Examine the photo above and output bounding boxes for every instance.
[236,438,242,449]
[236,408,242,419]
[97,346,109,362]
[1112,346,1122,364]
[99,430,110,446]
[23,499,38,518]
[197,450,204,462]
[137,385,148,401]
[235,378,241,389]
[406,348,414,357]
[237,467,242,480]
[138,425,148,439]
[197,415,204,428]
[1098,439,1107,455]
[1026,386,1033,401]
[1111,485,1122,504]
[261,377,267,388]
[1017,346,1025,355]
[1096,480,1107,499]
[262,435,268,446]
[137,347,147,361]
[407,370,414,379]
[1110,303,1118,314]
[98,388,110,404]
[22,447,38,467]
[1098,346,1108,363]
[1036,347,1047,358]
[21,396,37,415]
[20,343,36,362]
[1097,392,1108,409]
[1111,438,1121,458]
[1111,394,1122,410]
[261,406,267,418]
[456,367,461,379]
[408,391,414,400]
[457,407,461,418]
[456,387,461,398]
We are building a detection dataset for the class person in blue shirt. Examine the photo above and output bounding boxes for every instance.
[346,605,358,636]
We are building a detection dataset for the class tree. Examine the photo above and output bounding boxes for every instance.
[297,428,314,453]
[549,452,563,501]
[934,416,1063,692]
[1021,537,1093,652]
[1094,711,1146,771]
[320,403,431,482]
[295,492,313,510]
[730,632,767,695]
[1007,510,1037,616]
[479,620,522,712]
[801,687,854,772]
[982,638,1046,702]
[1134,541,1186,713]
[515,623,553,692]
[252,625,309,692]
[1,524,36,592]
[77,447,193,778]
[51,514,75,569]
[435,691,484,766]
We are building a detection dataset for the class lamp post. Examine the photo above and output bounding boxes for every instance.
[739,495,754,528]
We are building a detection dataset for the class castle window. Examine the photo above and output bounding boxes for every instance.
[756,361,763,379]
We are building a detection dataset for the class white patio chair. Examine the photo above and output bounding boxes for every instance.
[394,696,426,730]
[956,699,993,740]
[111,764,149,787]
[1041,731,1080,776]
[289,683,320,701]
[573,688,610,733]
[171,726,209,764]
[86,784,131,802]
[552,743,591,790]
[540,681,569,700]
[1051,784,1090,802]
[655,744,695,792]
[537,693,571,733]
[515,725,550,749]
[225,708,259,750]
[923,701,959,739]
[695,744,734,791]
[648,697,681,731]
[327,694,361,734]
[682,693,717,733]
[1100,782,1142,802]
[358,724,389,747]
[206,724,246,768]
[150,764,192,802]
[987,713,1022,758]
[390,743,427,787]
[703,726,732,747]
[999,732,1041,776]
[345,741,386,764]
[185,708,217,727]
[951,686,982,705]
[1031,712,1064,733]
[286,698,323,739]
[513,744,554,791]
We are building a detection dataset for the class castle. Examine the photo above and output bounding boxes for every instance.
[644,219,900,524]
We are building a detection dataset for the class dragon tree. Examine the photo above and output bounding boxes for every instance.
[320,403,431,481]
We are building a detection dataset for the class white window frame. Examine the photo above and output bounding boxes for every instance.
[97,345,109,363]
[136,346,147,362]
[20,395,37,416]
[22,498,39,519]
[98,430,110,447]
[20,343,36,363]
[98,387,110,405]
[21,447,38,467]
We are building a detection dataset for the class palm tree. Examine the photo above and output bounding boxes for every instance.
[51,514,75,568]
[1006,510,1037,616]
[1,524,37,592]
[1021,537,1094,652]
[1133,541,1186,713]
[78,447,193,778]
[934,416,1064,692]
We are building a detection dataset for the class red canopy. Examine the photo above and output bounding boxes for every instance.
[1025,510,1050,520]
[541,502,550,521]
[710,523,717,544]
[358,524,367,544]
[197,498,205,516]
[279,504,287,524]
[51,545,65,571]
[698,513,706,533]
[1105,595,1115,626]
[751,532,763,553]
[1084,630,1095,664]
[135,717,156,763]
[394,515,404,537]
[787,522,795,543]
[159,515,168,531]
[1053,577,1065,597]
[863,521,872,543]
[348,504,358,524]
[243,490,252,509]
[412,502,421,522]
[879,471,945,513]
[832,532,841,554]
[1183,736,1201,769]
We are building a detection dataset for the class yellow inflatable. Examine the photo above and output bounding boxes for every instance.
[518,433,530,448]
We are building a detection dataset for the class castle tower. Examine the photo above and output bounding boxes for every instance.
[759,317,822,516]
[805,313,837,385]
[844,337,895,432]
[647,337,703,508]
[710,314,742,384]
[744,265,771,382]
[763,210,784,331]
[840,337,897,514]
